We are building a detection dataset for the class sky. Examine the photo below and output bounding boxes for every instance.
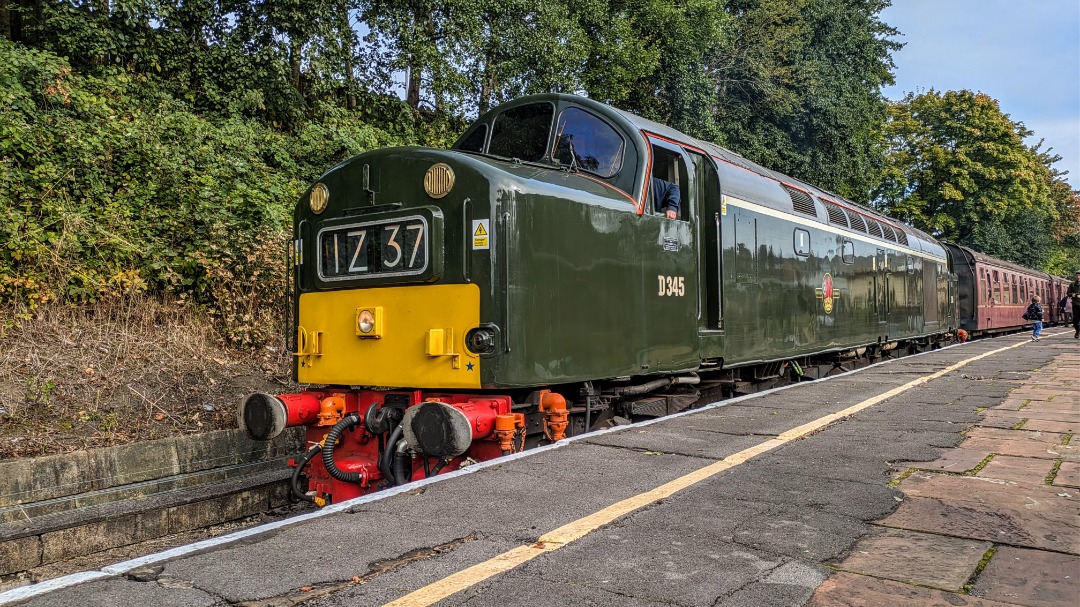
[880,1,1080,190]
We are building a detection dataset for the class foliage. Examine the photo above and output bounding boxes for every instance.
[872,89,1077,272]
[709,0,899,200]
[0,39,448,345]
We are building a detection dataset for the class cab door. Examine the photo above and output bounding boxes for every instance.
[640,138,698,372]
[693,152,724,360]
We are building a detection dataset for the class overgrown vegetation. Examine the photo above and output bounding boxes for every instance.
[0,295,295,457]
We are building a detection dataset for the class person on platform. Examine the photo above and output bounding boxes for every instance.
[1024,295,1044,342]
[1068,270,1080,339]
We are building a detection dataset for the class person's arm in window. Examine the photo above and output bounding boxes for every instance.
[651,178,680,219]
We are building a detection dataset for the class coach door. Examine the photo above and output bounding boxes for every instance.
[875,248,888,323]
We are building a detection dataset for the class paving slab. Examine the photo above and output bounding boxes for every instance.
[1052,462,1080,489]
[989,406,1080,421]
[806,571,1024,607]
[833,527,992,591]
[970,546,1080,607]
[880,497,1079,555]
[975,455,1057,485]
[960,436,1076,461]
[963,427,1069,447]
[899,448,991,474]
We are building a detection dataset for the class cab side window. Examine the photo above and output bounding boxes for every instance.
[456,125,487,152]
[649,146,685,220]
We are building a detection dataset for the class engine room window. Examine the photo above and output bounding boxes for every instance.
[488,103,554,162]
[456,124,487,152]
[842,240,855,264]
[552,108,625,178]
[794,229,811,257]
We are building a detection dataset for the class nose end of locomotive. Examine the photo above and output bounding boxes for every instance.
[238,392,289,441]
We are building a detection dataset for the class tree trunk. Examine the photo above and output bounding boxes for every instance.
[406,63,421,109]
[290,38,303,93]
[339,0,356,110]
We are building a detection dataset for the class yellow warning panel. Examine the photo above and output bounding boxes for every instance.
[472,219,490,250]
[296,284,480,388]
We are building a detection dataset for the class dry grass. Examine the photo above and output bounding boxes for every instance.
[0,296,296,458]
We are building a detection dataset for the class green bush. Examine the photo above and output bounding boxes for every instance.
[0,40,456,346]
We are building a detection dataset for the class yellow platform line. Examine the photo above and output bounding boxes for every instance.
[382,338,1033,607]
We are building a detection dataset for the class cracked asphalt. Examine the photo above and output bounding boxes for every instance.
[14,332,1069,607]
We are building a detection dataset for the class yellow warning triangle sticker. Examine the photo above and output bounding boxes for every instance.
[474,223,487,236]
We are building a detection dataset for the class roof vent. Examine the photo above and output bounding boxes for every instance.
[868,220,884,239]
[849,212,868,233]
[824,202,849,227]
[782,184,817,217]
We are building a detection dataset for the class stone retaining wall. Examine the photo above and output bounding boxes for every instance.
[0,428,303,578]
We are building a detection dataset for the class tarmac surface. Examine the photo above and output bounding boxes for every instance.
[2,330,1077,607]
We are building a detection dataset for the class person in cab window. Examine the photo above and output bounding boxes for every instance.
[651,177,680,220]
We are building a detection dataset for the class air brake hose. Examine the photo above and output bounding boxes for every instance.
[378,422,404,486]
[322,413,363,483]
[392,440,412,487]
[290,443,322,503]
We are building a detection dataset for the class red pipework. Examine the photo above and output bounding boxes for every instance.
[251,389,520,504]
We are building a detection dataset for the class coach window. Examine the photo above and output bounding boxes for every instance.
[906,256,914,274]
[488,103,554,162]
[1012,275,1019,304]
[842,240,855,264]
[993,271,1001,304]
[794,229,811,257]
[552,108,625,178]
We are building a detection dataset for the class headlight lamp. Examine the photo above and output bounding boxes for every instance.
[357,310,375,334]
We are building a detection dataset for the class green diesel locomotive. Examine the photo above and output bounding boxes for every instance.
[239,94,956,504]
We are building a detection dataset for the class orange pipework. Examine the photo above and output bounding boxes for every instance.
[494,413,525,454]
[316,395,347,426]
[538,390,569,442]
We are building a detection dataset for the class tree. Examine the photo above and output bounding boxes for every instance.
[710,0,898,200]
[872,89,1077,271]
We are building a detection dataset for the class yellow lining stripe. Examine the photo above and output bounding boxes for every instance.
[381,338,1034,607]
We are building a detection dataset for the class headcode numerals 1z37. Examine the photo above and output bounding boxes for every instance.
[658,275,685,297]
